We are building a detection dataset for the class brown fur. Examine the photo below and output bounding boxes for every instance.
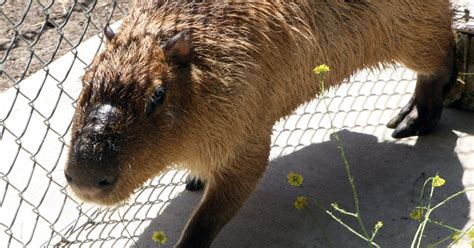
[66,1,455,247]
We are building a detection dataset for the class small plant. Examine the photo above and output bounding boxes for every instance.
[285,65,473,247]
[152,230,168,247]
[287,172,304,187]
[287,169,382,248]
[410,174,474,248]
[294,196,308,211]
[287,171,334,247]
[316,64,380,247]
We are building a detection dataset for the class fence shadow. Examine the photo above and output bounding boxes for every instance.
[133,109,471,248]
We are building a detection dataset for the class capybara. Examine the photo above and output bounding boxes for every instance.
[65,0,456,247]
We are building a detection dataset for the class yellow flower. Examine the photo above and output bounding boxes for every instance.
[287,172,304,187]
[452,232,462,243]
[375,221,383,230]
[410,208,423,220]
[152,230,167,244]
[432,175,446,188]
[467,229,474,240]
[294,196,308,211]
[313,64,331,75]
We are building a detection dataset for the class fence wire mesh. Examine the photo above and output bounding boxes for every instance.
[1,1,468,248]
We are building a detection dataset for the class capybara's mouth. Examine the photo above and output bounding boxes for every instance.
[68,180,132,206]
[70,187,114,206]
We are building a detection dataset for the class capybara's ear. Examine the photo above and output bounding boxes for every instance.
[104,25,116,42]
[162,30,192,65]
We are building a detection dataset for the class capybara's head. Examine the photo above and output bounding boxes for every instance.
[65,26,195,205]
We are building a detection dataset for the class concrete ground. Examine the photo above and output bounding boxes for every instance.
[1,24,473,248]
[137,92,474,248]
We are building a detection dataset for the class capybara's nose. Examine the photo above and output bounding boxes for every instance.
[64,170,118,191]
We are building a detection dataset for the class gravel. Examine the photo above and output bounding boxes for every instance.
[0,0,130,92]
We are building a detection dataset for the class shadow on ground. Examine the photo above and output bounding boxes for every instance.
[133,109,472,248]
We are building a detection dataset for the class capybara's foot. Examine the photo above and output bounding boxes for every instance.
[185,176,205,191]
[386,97,442,138]
[388,47,455,139]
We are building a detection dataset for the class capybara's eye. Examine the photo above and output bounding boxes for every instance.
[145,85,166,116]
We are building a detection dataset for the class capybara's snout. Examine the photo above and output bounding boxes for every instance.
[65,104,122,203]
[71,104,121,163]
[64,167,118,201]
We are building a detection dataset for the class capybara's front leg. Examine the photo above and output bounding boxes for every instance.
[185,175,205,192]
[387,48,457,138]
[175,138,270,248]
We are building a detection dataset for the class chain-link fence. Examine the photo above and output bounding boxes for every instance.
[1,1,472,248]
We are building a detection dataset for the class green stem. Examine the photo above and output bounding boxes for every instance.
[412,181,435,248]
[307,204,334,248]
[370,223,383,243]
[427,220,462,233]
[325,210,380,247]
[300,186,334,247]
[369,230,379,243]
[431,188,474,212]
[426,233,454,248]
[320,77,370,241]
[418,177,432,206]
[331,203,358,218]
[334,133,370,238]
[412,186,474,248]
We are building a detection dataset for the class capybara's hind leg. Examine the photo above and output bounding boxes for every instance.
[387,48,456,138]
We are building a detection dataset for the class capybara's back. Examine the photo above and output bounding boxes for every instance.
[65,1,456,247]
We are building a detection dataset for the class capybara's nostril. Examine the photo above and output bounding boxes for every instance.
[97,176,117,189]
[65,172,73,183]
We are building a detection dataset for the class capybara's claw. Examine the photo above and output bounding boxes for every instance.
[390,109,420,138]
[388,100,442,139]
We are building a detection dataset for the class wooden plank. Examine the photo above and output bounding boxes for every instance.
[453,0,474,34]
[446,0,474,110]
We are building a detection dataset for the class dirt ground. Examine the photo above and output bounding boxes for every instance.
[0,0,130,92]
